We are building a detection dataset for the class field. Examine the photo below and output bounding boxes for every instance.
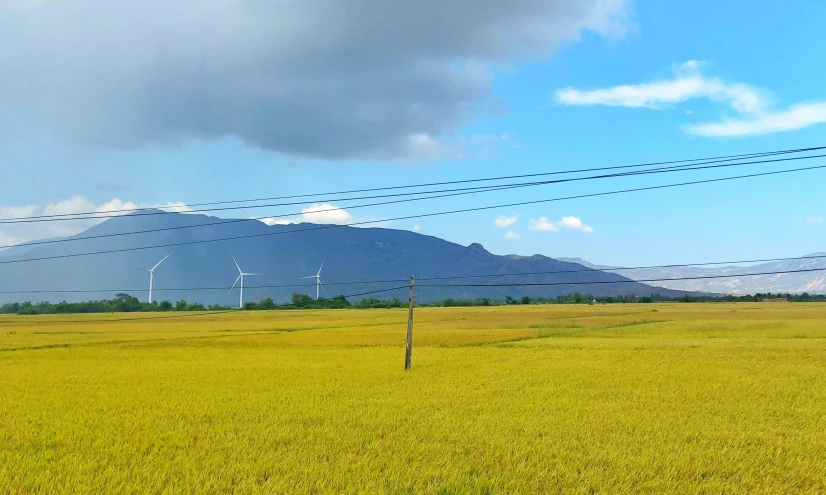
[2,303,826,494]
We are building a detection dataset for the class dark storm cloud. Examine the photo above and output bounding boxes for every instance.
[0,0,628,160]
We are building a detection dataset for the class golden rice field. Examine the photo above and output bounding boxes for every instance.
[2,303,826,494]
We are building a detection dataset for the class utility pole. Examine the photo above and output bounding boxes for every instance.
[405,275,415,370]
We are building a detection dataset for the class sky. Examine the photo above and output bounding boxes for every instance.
[1,0,825,266]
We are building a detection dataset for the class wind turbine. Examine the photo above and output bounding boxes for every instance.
[142,253,172,303]
[229,254,260,309]
[301,259,325,300]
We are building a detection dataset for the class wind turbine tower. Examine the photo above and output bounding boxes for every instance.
[143,253,172,303]
[302,259,325,300]
[229,254,261,309]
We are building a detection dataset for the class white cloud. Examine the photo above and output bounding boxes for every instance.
[0,205,39,221]
[529,215,593,233]
[504,231,521,240]
[259,218,293,226]
[34,196,194,220]
[806,216,824,224]
[0,196,192,249]
[556,60,826,137]
[685,102,826,137]
[528,217,560,232]
[298,203,353,224]
[494,213,520,228]
[259,203,354,226]
[412,224,422,233]
[555,61,764,113]
[557,216,594,233]
[0,205,40,247]
[157,202,194,214]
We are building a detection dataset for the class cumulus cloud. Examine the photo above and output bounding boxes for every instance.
[0,196,192,248]
[528,217,560,232]
[556,216,594,232]
[411,224,422,233]
[529,215,593,233]
[556,60,826,137]
[296,203,353,224]
[806,216,824,224]
[0,0,630,160]
[494,213,520,228]
[259,203,354,226]
[0,205,39,221]
[504,231,521,240]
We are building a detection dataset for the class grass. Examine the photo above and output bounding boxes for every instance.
[1,303,826,493]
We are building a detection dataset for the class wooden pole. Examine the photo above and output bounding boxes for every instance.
[405,275,415,370]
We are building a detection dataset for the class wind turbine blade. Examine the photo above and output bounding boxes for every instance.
[300,275,316,279]
[152,252,172,271]
[319,282,326,294]
[231,253,242,274]
[229,274,241,294]
[127,264,151,272]
[244,273,261,276]
[317,259,325,276]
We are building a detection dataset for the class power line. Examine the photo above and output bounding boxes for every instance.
[3,253,825,295]
[5,150,823,226]
[0,176,551,225]
[415,255,826,282]
[4,151,823,251]
[2,145,822,224]
[2,162,825,266]
[418,267,826,288]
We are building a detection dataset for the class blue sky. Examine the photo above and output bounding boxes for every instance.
[1,0,824,266]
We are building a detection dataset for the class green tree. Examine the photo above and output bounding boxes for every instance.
[116,296,141,312]
[158,300,173,311]
[330,295,351,309]
[258,298,276,310]
[291,293,313,307]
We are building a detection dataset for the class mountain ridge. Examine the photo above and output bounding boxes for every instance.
[0,211,693,305]
[559,254,826,294]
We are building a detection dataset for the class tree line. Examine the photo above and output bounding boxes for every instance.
[2,291,825,315]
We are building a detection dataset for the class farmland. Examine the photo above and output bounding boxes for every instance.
[2,303,826,494]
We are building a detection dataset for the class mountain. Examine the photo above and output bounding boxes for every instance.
[0,210,694,305]
[557,258,615,270]
[0,236,66,258]
[560,255,826,295]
